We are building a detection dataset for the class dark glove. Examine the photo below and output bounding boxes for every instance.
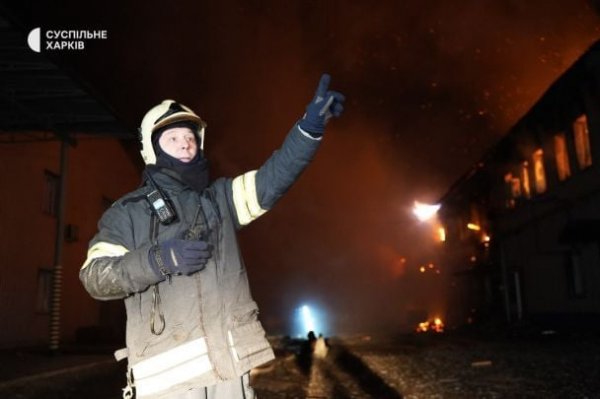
[298,73,346,136]
[148,238,212,279]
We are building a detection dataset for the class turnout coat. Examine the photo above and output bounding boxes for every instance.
[80,125,320,398]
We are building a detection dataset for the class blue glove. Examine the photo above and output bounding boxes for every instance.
[298,74,346,136]
[149,238,212,279]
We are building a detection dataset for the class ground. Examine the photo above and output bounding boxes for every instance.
[1,331,599,398]
[252,332,600,399]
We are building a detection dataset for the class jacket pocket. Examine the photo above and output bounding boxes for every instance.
[232,301,259,326]
[227,321,272,361]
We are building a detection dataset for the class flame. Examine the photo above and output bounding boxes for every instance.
[416,317,445,333]
[416,321,429,332]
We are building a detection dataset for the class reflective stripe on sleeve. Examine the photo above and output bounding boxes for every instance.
[231,170,267,226]
[81,241,129,269]
[133,338,213,397]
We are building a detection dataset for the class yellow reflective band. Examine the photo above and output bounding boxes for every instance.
[133,338,213,397]
[231,170,267,226]
[81,241,129,269]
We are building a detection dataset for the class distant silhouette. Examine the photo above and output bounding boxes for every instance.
[314,333,329,358]
[296,330,317,375]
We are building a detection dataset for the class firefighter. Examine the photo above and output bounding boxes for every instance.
[80,74,345,398]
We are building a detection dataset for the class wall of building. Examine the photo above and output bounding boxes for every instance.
[0,136,139,348]
[494,103,600,322]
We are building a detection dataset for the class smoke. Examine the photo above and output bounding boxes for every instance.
[209,0,599,334]
[6,0,600,334]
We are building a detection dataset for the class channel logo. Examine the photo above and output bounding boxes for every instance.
[27,27,41,53]
[26,27,108,52]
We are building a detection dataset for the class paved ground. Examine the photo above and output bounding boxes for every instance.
[1,332,598,398]
[343,333,600,399]
[252,332,600,399]
[0,345,122,399]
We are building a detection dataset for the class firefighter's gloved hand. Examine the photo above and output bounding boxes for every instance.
[149,238,212,279]
[298,74,345,137]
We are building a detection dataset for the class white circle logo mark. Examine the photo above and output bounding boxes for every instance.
[27,27,41,53]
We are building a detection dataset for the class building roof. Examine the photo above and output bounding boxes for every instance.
[0,12,133,144]
[439,39,600,205]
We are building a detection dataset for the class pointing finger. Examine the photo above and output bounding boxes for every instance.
[315,74,331,99]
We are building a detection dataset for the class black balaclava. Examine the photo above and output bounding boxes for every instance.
[152,121,210,193]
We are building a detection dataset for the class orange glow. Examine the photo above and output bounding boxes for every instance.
[438,227,446,242]
[504,172,522,199]
[482,234,491,242]
[533,149,547,193]
[521,161,531,198]
[554,134,571,181]
[467,223,481,231]
[376,245,407,278]
[419,266,426,273]
[573,115,592,169]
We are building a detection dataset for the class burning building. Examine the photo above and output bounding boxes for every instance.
[438,40,600,330]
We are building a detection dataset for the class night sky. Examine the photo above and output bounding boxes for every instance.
[6,0,600,334]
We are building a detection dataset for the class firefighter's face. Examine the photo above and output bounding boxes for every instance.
[158,127,198,162]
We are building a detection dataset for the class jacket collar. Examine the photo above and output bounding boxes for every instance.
[143,165,189,193]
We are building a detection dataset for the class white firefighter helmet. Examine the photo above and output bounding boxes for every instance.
[139,99,206,165]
